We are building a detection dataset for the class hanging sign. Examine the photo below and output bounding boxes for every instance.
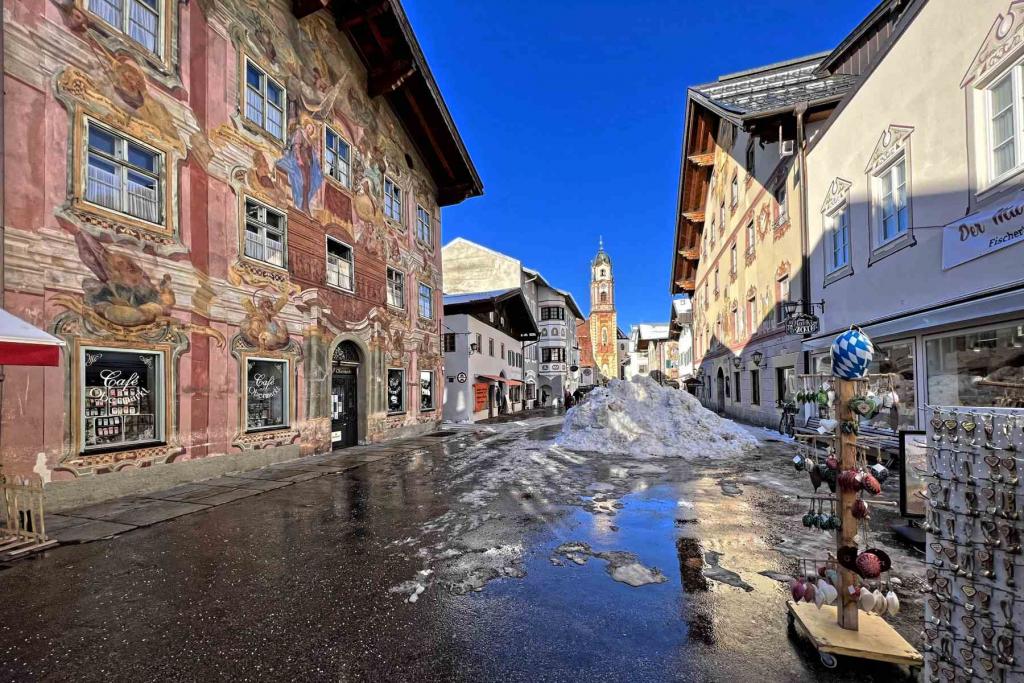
[456,372,467,383]
[786,312,821,336]
[943,195,1024,269]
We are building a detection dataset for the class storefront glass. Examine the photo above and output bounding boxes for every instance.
[246,358,288,431]
[420,371,434,410]
[813,339,917,430]
[83,348,161,451]
[387,368,405,413]
[925,321,1024,408]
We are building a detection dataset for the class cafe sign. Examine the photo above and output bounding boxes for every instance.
[785,313,821,336]
[943,195,1024,269]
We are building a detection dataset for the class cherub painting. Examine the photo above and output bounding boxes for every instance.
[240,287,291,351]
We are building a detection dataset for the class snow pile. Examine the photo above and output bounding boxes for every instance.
[556,375,758,459]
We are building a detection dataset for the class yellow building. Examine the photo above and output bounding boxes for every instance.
[588,240,619,381]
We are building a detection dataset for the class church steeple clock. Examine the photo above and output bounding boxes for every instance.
[589,237,619,380]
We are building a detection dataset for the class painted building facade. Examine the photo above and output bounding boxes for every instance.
[803,0,1024,425]
[2,0,480,507]
[587,241,618,381]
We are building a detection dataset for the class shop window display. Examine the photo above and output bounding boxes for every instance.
[388,368,405,413]
[246,358,288,431]
[814,339,917,430]
[926,322,1024,408]
[83,349,161,451]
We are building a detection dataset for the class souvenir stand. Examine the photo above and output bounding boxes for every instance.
[785,328,922,674]
[921,405,1024,682]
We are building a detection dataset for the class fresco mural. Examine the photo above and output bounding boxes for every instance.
[1,0,457,489]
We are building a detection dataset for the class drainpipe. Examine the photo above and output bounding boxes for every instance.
[0,0,7,459]
[795,103,811,375]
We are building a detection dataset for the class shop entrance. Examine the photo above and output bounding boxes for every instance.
[331,341,360,449]
[716,368,726,413]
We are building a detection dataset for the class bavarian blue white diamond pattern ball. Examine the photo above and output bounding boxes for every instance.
[830,328,874,380]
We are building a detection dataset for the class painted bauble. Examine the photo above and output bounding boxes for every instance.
[831,327,874,380]
[791,579,806,602]
[856,551,883,579]
[861,473,882,496]
[825,455,839,471]
[803,582,816,605]
[886,590,900,615]
[838,469,862,492]
[872,588,887,616]
[852,499,870,519]
[814,583,825,609]
[858,588,876,611]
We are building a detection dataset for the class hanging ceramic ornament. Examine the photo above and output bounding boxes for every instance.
[803,581,816,605]
[831,327,874,380]
[858,588,876,611]
[808,464,823,492]
[814,582,825,609]
[852,498,870,520]
[872,588,887,616]
[856,551,883,578]
[791,578,806,602]
[838,469,862,492]
[861,473,882,496]
[885,589,900,615]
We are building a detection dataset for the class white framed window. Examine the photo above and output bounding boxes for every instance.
[81,347,164,452]
[825,204,851,274]
[85,120,163,225]
[730,174,739,207]
[420,370,435,411]
[87,0,160,55]
[244,60,285,141]
[418,283,433,319]
[384,176,403,223]
[386,267,405,309]
[709,218,716,247]
[987,68,1019,183]
[326,237,354,292]
[774,183,788,224]
[324,127,351,187]
[386,368,405,413]
[244,198,286,267]
[730,244,737,275]
[873,156,909,245]
[775,275,790,325]
[246,358,289,432]
[745,220,755,254]
[416,205,432,245]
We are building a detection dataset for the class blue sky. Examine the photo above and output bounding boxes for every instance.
[404,0,878,329]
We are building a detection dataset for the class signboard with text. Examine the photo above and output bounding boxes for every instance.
[785,313,821,336]
[943,195,1024,269]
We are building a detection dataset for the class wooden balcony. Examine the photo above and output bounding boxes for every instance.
[687,152,715,167]
[675,278,696,292]
[682,210,705,224]
[680,247,700,261]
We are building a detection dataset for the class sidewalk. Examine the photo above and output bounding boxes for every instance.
[31,428,489,550]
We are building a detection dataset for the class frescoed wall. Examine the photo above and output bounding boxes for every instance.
[2,0,474,501]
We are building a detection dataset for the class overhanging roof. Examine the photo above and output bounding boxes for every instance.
[442,288,539,339]
[293,0,483,206]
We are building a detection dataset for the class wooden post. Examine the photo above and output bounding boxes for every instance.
[836,377,859,631]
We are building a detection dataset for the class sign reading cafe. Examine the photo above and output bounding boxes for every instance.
[943,194,1024,269]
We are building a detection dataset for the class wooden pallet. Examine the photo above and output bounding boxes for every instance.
[788,601,922,670]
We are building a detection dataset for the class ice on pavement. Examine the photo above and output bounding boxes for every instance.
[556,375,758,458]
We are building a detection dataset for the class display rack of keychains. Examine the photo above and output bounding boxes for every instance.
[786,373,922,672]
[923,406,1024,683]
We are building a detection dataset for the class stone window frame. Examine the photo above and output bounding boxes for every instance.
[324,125,353,189]
[325,235,355,294]
[78,0,178,76]
[243,355,291,434]
[240,57,287,145]
[866,126,917,265]
[241,196,288,272]
[386,267,406,310]
[821,178,854,287]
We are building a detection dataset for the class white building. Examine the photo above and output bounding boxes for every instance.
[442,289,538,423]
[670,298,695,388]
[803,0,1024,425]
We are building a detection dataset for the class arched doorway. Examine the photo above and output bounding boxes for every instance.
[716,368,726,413]
[331,341,360,448]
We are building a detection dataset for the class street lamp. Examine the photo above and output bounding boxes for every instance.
[732,357,741,370]
[752,350,764,367]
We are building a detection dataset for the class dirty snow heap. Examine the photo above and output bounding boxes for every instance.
[556,375,758,459]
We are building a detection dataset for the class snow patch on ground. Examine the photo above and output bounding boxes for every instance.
[556,376,758,459]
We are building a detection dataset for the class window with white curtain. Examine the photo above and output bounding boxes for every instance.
[988,69,1018,181]
[87,0,160,54]
[874,156,909,244]
[326,237,354,292]
[244,198,286,267]
[85,121,162,224]
[244,60,285,141]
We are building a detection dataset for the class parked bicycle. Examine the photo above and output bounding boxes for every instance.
[777,399,798,437]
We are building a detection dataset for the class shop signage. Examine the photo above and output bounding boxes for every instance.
[456,372,467,383]
[473,382,488,412]
[786,312,821,336]
[943,195,1024,269]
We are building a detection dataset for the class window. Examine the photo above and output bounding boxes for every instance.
[87,0,160,54]
[500,342,505,359]
[325,127,351,187]
[418,283,433,319]
[442,334,456,352]
[85,121,162,224]
[244,198,286,267]
[774,183,788,224]
[416,205,432,245]
[541,307,565,321]
[713,268,719,294]
[751,369,761,405]
[542,347,565,363]
[420,371,435,411]
[926,322,1023,410]
[387,368,405,413]
[730,244,737,275]
[384,176,403,223]
[719,202,725,231]
[988,69,1019,181]
[246,358,288,431]
[746,295,758,332]
[745,139,755,175]
[475,333,482,353]
[730,175,739,207]
[82,348,162,451]
[874,157,909,244]
[775,275,790,324]
[734,371,741,402]
[709,219,716,247]
[326,237,354,291]
[489,338,495,357]
[732,305,741,340]
[746,221,755,254]
[386,268,405,309]
[825,204,851,274]
[776,366,795,404]
[244,60,285,141]
[601,327,608,344]
[816,339,917,429]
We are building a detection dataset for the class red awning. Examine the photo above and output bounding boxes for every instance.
[0,308,64,367]
[476,374,522,385]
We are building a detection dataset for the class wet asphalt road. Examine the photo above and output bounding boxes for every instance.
[0,417,918,682]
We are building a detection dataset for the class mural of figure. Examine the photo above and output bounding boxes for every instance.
[276,119,323,213]
[73,227,175,327]
[240,288,291,351]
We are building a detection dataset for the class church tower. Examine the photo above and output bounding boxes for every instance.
[589,238,619,380]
